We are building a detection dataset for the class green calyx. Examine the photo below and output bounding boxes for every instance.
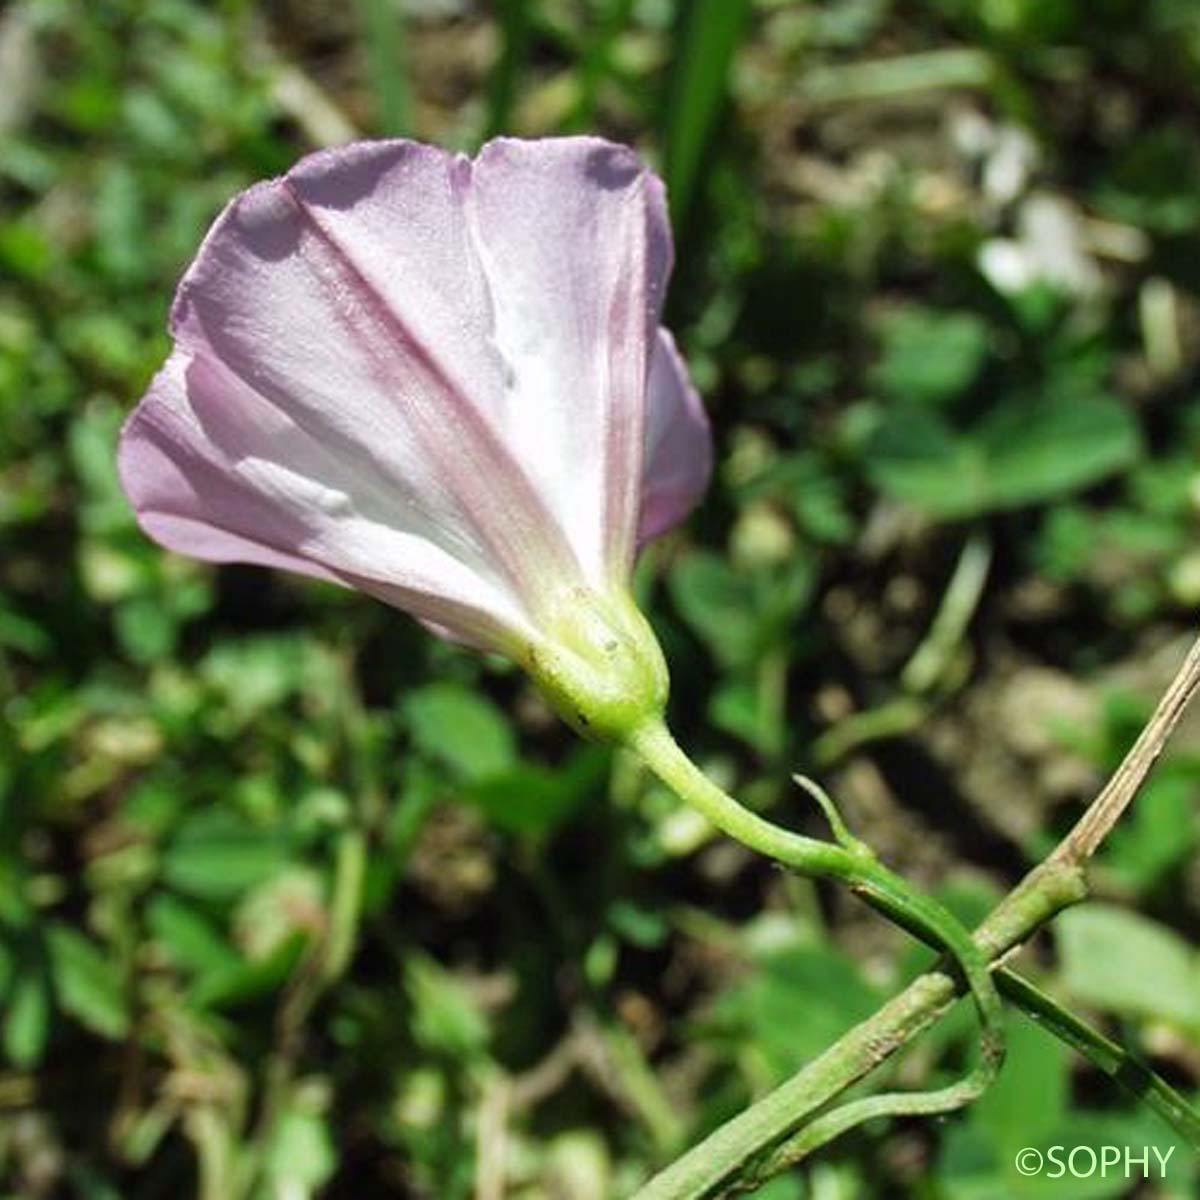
[519,585,669,743]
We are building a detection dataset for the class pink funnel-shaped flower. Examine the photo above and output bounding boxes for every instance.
[119,137,711,656]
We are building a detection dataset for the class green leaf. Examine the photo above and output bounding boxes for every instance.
[1103,772,1200,892]
[163,810,289,901]
[866,408,989,516]
[115,595,178,664]
[1057,904,1200,1029]
[968,1011,1069,1154]
[872,308,990,406]
[1097,126,1200,235]
[670,552,760,666]
[464,747,603,836]
[0,221,53,280]
[68,399,131,535]
[146,893,241,977]
[668,551,820,668]
[751,1180,805,1200]
[354,0,409,136]
[405,951,489,1059]
[199,634,309,721]
[608,900,669,949]
[709,679,783,756]
[404,683,516,783]
[0,601,51,657]
[3,966,50,1067]
[786,461,855,545]
[263,1106,337,1199]
[974,396,1141,510]
[485,0,533,137]
[47,924,129,1040]
[868,398,1140,517]
[190,936,307,1010]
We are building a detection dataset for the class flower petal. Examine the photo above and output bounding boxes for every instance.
[119,137,694,649]
[639,330,712,544]
[467,137,673,584]
[121,140,594,643]
[119,329,533,649]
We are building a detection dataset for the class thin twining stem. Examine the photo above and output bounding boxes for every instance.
[741,961,1200,1190]
[629,855,1083,1200]
[628,719,1006,1196]
[633,629,1200,1199]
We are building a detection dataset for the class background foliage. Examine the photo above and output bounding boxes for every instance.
[2,1,1200,1196]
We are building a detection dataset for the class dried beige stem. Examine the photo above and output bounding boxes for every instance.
[1051,633,1200,866]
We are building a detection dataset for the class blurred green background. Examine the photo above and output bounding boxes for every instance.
[3,1,1200,1196]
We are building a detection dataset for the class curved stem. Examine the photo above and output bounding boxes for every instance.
[631,630,1200,1196]
[632,973,954,1200]
[628,722,851,877]
[629,862,1086,1200]
[627,720,1005,1195]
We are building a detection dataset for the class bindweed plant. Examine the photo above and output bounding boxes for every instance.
[7,4,1200,1196]
[113,136,1200,1197]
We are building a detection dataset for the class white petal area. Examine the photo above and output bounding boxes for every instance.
[466,137,673,585]
[640,330,712,544]
[118,137,706,649]
[119,351,533,647]
[166,143,576,616]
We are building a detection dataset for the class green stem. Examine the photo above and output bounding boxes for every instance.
[630,720,852,879]
[996,969,1200,1149]
[814,530,992,767]
[249,822,368,1193]
[630,629,1200,1196]
[902,530,992,695]
[752,957,1200,1185]
[320,827,367,986]
[798,48,995,106]
[643,976,955,1200]
[813,696,927,769]
[630,860,1086,1200]
[635,833,1200,1194]
[628,720,1005,1193]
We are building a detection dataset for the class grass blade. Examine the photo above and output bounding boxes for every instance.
[662,0,751,227]
[486,0,534,138]
[355,0,410,136]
